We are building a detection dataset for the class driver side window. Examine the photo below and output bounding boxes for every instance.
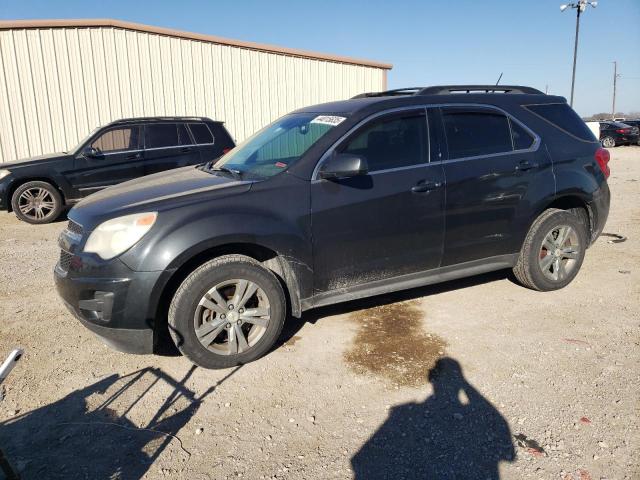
[91,127,141,153]
[340,111,428,171]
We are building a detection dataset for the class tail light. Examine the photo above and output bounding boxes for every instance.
[615,128,628,134]
[595,147,610,179]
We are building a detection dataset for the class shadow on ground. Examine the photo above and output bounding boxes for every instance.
[0,365,239,479]
[352,357,515,480]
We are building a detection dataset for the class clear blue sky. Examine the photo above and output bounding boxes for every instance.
[2,0,639,117]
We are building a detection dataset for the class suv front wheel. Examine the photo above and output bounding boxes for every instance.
[513,208,587,291]
[168,255,286,369]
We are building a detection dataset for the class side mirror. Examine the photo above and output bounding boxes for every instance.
[319,153,368,180]
[82,146,99,158]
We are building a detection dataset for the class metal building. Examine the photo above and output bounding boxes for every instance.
[0,19,391,163]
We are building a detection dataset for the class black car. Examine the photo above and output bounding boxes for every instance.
[615,119,640,145]
[54,85,611,369]
[0,117,235,224]
[599,120,640,147]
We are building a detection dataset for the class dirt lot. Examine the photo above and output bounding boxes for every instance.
[1,147,638,480]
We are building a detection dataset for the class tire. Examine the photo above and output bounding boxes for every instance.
[168,254,286,369]
[11,180,63,224]
[602,136,615,148]
[513,208,587,291]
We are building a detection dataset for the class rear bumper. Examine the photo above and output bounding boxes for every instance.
[589,182,610,244]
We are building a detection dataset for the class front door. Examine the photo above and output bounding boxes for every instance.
[70,125,144,196]
[143,123,201,176]
[311,109,445,293]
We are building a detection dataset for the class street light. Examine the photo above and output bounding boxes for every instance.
[560,0,597,107]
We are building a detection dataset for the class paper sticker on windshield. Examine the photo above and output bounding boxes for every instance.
[310,115,346,127]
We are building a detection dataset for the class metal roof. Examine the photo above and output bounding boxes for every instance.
[0,18,393,70]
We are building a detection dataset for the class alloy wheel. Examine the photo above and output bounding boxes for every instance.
[538,225,580,282]
[193,279,271,355]
[18,187,56,221]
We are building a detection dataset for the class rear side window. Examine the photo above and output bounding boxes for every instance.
[189,123,214,144]
[145,123,191,148]
[510,120,535,150]
[525,103,597,142]
[91,126,141,153]
[341,111,428,171]
[442,108,512,159]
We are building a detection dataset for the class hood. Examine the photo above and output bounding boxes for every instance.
[71,165,252,223]
[2,152,70,169]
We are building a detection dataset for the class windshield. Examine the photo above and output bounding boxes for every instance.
[211,113,347,179]
[70,127,101,154]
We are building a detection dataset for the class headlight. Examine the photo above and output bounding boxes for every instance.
[84,212,157,260]
[0,169,11,180]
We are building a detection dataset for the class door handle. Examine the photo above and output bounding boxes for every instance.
[180,147,193,153]
[411,181,442,193]
[515,161,539,172]
[126,152,142,160]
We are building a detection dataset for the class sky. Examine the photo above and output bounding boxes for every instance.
[1,0,639,117]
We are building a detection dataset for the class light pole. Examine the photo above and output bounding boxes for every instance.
[560,0,597,107]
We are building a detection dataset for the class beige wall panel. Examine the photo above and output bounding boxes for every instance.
[0,26,387,162]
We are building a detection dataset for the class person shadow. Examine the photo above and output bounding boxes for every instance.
[351,357,515,480]
[0,365,239,479]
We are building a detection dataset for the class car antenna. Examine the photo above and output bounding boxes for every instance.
[495,72,503,86]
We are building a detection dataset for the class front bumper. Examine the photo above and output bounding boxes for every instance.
[54,259,164,355]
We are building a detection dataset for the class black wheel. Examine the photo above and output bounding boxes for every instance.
[513,208,587,291]
[11,180,63,224]
[168,254,286,369]
[602,136,615,148]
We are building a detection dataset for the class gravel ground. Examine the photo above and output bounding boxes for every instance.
[0,147,638,480]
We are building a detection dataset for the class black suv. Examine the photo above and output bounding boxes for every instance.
[54,85,611,369]
[0,117,234,224]
[598,120,640,147]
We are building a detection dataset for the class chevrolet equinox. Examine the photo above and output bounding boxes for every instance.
[54,85,611,369]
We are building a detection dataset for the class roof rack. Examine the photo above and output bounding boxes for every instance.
[109,116,214,124]
[351,85,544,99]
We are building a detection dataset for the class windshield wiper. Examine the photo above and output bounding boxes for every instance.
[205,163,243,178]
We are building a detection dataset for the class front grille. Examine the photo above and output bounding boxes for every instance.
[67,220,83,235]
[59,250,73,272]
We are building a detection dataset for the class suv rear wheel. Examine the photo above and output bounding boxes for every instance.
[168,255,286,369]
[11,180,63,224]
[513,208,587,291]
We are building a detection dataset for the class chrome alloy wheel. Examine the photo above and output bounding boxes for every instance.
[18,187,56,221]
[538,225,580,282]
[193,279,271,355]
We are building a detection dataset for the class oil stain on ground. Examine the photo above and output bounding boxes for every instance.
[343,300,446,387]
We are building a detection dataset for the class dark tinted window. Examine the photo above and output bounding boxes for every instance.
[341,112,427,171]
[511,120,535,150]
[442,108,512,159]
[189,123,214,144]
[91,127,141,153]
[145,123,191,148]
[525,103,597,141]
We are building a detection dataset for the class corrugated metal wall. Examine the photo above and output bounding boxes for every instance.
[0,26,387,163]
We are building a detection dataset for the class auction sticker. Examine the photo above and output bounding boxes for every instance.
[310,115,346,126]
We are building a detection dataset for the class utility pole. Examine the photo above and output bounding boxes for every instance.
[611,61,618,120]
[569,3,581,107]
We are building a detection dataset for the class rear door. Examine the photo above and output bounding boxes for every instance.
[436,106,551,266]
[311,108,445,293]
[70,125,144,195]
[143,123,201,176]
